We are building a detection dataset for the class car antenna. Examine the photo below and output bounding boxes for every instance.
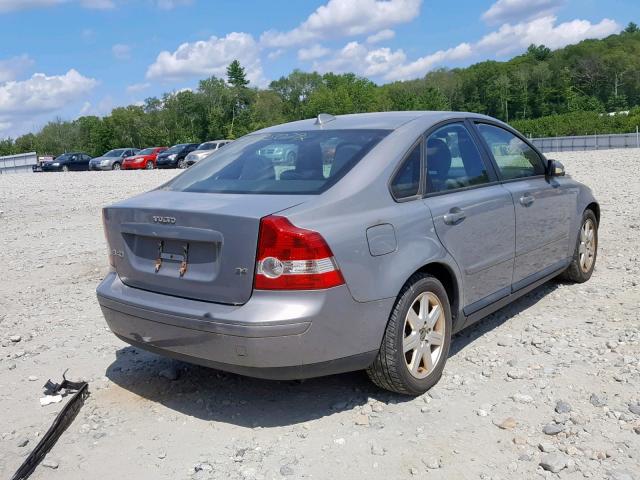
[315,113,336,126]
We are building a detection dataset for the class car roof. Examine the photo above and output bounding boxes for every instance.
[256,111,497,133]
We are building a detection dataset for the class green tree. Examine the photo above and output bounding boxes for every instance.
[226,59,249,88]
[526,44,551,61]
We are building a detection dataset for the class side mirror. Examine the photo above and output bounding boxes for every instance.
[547,159,565,177]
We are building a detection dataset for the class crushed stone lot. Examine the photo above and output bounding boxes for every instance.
[0,150,639,480]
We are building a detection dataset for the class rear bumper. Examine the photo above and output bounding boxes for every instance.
[96,272,391,379]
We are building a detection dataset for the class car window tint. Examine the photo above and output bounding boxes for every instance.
[425,123,490,194]
[391,143,421,199]
[166,129,389,195]
[477,124,545,180]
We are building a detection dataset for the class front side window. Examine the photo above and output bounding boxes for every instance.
[426,123,490,193]
[477,124,545,180]
[165,129,389,195]
[391,143,421,199]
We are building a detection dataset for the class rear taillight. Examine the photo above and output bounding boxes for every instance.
[255,216,345,290]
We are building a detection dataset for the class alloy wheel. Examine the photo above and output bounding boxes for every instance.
[579,218,596,273]
[403,292,445,379]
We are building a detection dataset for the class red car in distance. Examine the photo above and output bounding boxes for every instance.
[121,147,168,170]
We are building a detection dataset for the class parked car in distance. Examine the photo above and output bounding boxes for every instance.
[258,143,298,164]
[97,111,600,395]
[122,147,168,170]
[184,140,233,167]
[41,152,92,172]
[156,143,200,169]
[90,148,140,171]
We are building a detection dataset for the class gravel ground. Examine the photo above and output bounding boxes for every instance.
[1,150,639,480]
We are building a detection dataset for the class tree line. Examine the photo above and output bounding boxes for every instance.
[1,23,640,157]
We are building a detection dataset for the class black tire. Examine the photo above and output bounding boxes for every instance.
[178,159,186,169]
[112,162,121,171]
[367,273,452,395]
[61,165,69,172]
[145,161,154,170]
[560,209,598,283]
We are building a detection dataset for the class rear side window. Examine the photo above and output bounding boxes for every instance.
[477,124,545,180]
[426,123,490,193]
[391,143,421,199]
[165,129,389,194]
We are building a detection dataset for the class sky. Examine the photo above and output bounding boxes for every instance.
[0,0,638,139]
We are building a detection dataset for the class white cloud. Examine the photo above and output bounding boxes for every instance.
[0,0,61,12]
[476,15,620,55]
[313,41,407,78]
[0,55,34,82]
[388,16,619,80]
[0,121,11,131]
[112,43,132,60]
[79,0,114,8]
[297,44,330,61]
[146,32,265,86]
[154,0,192,9]
[384,43,472,81]
[126,82,151,93]
[0,69,97,115]
[0,0,114,12]
[366,29,395,44]
[267,49,285,60]
[482,0,565,25]
[332,14,620,82]
[260,0,421,47]
[79,101,92,115]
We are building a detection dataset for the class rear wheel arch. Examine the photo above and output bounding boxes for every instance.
[409,262,460,326]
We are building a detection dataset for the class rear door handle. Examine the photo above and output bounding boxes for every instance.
[443,208,466,225]
[519,194,535,207]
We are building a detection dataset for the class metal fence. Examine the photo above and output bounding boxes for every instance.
[530,132,640,153]
[0,152,37,174]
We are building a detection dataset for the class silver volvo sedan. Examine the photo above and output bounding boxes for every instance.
[97,112,599,395]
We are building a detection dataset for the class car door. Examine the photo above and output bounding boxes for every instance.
[80,154,91,170]
[474,122,577,289]
[68,153,80,171]
[422,121,516,315]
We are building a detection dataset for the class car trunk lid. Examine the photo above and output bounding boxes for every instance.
[103,190,309,305]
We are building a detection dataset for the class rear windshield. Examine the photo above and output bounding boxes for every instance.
[164,129,390,194]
